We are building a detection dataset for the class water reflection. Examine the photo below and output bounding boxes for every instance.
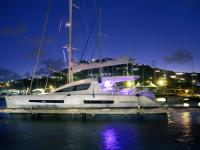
[168,112,193,148]
[167,113,174,124]
[102,128,120,150]
[180,112,192,141]
[181,112,191,127]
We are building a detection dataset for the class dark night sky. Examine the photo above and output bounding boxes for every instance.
[0,0,200,81]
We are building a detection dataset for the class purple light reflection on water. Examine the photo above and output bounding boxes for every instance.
[102,128,120,150]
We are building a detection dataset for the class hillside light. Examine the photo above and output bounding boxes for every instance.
[185,89,189,94]
[170,75,176,79]
[157,79,167,87]
[6,82,10,87]
[49,85,54,91]
[192,80,196,83]
[184,98,189,101]
[180,78,185,81]
[156,97,166,102]
[183,103,189,107]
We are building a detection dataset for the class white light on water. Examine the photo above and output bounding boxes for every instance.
[198,102,200,107]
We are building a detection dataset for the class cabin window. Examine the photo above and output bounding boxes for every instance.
[55,83,91,93]
[75,83,91,91]
[55,86,75,93]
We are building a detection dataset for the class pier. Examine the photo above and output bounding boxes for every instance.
[0,107,199,115]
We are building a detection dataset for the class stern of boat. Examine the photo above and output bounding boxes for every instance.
[5,96,20,108]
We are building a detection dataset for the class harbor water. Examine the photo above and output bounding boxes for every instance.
[0,98,200,150]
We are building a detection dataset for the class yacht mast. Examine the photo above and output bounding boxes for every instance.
[98,8,103,77]
[68,0,73,83]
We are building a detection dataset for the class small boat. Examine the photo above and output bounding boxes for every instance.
[5,76,161,108]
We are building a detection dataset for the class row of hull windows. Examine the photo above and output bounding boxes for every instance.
[29,100,64,103]
[29,100,114,104]
[84,100,114,104]
[55,83,91,93]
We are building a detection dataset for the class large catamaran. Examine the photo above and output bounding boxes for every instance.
[5,0,161,109]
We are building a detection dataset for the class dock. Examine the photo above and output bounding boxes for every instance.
[0,107,199,115]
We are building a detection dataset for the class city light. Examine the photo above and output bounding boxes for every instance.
[183,103,189,107]
[185,89,189,94]
[146,80,150,83]
[176,72,184,75]
[6,82,10,87]
[157,78,167,87]
[49,85,55,92]
[156,98,166,102]
[155,70,160,72]
[170,75,176,79]
[126,80,133,88]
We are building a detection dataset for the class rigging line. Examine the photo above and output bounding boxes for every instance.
[76,0,89,32]
[79,13,98,63]
[90,41,98,61]
[72,7,84,50]
[44,71,50,91]
[83,0,88,29]
[75,0,97,52]
[92,0,98,15]
[78,7,97,54]
[63,49,67,67]
[72,0,89,32]
[29,0,52,93]
[79,7,89,33]
[76,12,85,49]
[59,20,63,32]
[44,70,50,91]
[74,1,89,40]
[45,19,63,89]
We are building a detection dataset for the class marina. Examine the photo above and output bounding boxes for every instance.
[1,0,200,149]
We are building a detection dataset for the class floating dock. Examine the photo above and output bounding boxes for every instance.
[0,107,199,115]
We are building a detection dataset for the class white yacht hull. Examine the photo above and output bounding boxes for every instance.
[5,94,161,108]
[5,77,161,108]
